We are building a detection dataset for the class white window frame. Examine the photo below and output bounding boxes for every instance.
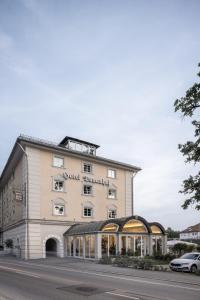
[53,178,64,192]
[83,162,92,174]
[53,204,65,216]
[108,188,117,199]
[83,207,93,217]
[53,155,64,168]
[108,209,117,219]
[83,184,93,196]
[107,169,116,179]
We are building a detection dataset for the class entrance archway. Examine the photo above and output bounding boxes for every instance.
[45,238,57,257]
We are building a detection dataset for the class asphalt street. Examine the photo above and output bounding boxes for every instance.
[0,257,199,300]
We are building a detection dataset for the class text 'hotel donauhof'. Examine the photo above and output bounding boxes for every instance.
[0,135,166,259]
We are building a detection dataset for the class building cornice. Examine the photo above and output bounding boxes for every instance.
[19,135,141,171]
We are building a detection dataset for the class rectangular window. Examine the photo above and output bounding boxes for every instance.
[108,209,117,219]
[108,169,116,178]
[84,207,93,217]
[53,179,64,192]
[83,163,92,173]
[54,204,64,215]
[108,189,116,199]
[53,156,64,168]
[83,185,92,195]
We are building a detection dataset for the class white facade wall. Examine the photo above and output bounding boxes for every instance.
[125,171,133,216]
[3,224,26,258]
[26,147,41,219]
[180,232,200,240]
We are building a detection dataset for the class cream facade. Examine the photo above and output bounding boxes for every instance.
[0,135,143,259]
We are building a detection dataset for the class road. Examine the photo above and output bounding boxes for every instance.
[0,257,199,300]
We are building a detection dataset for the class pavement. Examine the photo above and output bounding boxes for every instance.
[0,256,199,300]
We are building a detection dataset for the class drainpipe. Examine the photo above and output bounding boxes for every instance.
[131,172,137,216]
[17,143,29,260]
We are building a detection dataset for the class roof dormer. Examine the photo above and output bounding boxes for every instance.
[59,136,99,156]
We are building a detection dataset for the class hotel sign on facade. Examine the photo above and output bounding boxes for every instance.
[62,172,109,186]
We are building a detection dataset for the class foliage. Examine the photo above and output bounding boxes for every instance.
[99,255,170,271]
[166,227,180,239]
[152,253,175,262]
[98,256,112,264]
[4,239,13,249]
[197,245,200,252]
[174,63,200,210]
[172,243,188,256]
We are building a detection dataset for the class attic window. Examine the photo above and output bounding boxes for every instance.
[68,140,96,155]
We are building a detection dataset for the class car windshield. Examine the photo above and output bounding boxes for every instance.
[181,253,199,260]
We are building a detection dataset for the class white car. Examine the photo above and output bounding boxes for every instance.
[169,252,200,273]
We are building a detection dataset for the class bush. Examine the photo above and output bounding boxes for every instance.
[196,245,200,252]
[4,239,13,249]
[98,256,112,264]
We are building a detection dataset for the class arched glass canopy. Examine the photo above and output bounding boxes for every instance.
[122,219,147,233]
[151,225,162,234]
[102,223,119,232]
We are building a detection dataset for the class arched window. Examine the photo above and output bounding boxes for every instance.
[151,225,162,234]
[102,223,119,232]
[82,201,94,217]
[52,198,66,216]
[122,219,147,233]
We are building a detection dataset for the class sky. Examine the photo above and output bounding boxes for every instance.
[0,0,199,230]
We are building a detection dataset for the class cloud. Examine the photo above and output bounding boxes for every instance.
[0,32,13,50]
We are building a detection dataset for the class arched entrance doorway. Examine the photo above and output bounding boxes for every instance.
[45,238,57,257]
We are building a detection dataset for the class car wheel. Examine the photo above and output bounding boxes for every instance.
[190,265,197,273]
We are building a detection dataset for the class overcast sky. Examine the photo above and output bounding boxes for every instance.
[0,0,199,230]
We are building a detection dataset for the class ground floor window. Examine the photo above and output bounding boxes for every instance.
[85,235,95,258]
[102,234,116,256]
[152,235,163,255]
[66,234,165,259]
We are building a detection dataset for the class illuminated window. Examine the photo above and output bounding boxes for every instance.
[151,225,162,234]
[122,219,147,233]
[102,223,118,232]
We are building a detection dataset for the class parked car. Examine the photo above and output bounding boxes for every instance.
[169,252,200,273]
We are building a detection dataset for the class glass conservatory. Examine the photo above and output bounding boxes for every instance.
[64,216,167,259]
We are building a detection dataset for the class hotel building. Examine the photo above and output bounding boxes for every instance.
[0,135,166,259]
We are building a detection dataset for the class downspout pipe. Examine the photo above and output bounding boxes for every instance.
[17,142,29,260]
[132,172,137,216]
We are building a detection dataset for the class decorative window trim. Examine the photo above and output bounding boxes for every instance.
[81,201,94,218]
[82,184,93,196]
[108,208,117,219]
[52,154,65,169]
[107,168,117,179]
[52,198,67,216]
[82,161,93,174]
[52,177,65,193]
[83,207,93,217]
[107,188,117,199]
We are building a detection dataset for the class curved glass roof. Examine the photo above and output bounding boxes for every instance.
[64,216,165,236]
